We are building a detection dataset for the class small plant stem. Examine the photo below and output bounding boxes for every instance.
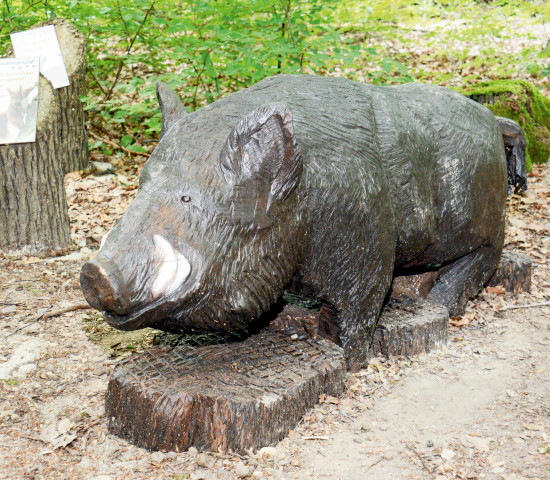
[501,301,550,311]
[103,1,156,103]
[88,70,107,96]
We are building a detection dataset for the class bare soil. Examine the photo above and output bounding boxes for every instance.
[1,155,549,479]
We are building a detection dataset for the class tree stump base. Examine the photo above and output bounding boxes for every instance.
[487,250,532,294]
[106,307,346,454]
[1,18,87,253]
[372,297,449,358]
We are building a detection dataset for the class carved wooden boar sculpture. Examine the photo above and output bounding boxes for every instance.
[81,75,507,370]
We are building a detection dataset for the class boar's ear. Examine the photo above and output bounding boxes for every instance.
[156,81,188,138]
[220,104,303,223]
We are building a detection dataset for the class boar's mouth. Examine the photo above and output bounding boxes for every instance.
[102,296,178,331]
[82,235,202,331]
[100,270,201,331]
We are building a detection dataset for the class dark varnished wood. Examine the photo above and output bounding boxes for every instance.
[106,305,346,453]
[488,250,532,294]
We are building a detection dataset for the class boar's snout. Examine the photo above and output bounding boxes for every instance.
[80,235,193,318]
[80,258,130,314]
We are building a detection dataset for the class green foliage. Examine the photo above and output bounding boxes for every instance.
[1,378,19,385]
[0,0,55,39]
[335,0,550,88]
[1,0,548,155]
[2,0,360,137]
[458,80,550,168]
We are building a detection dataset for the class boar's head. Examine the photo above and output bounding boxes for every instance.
[80,82,303,333]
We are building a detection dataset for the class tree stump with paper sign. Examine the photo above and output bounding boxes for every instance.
[0,18,87,253]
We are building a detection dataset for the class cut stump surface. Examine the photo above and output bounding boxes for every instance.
[106,310,345,454]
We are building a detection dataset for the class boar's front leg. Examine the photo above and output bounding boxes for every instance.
[301,214,396,371]
[337,296,390,372]
[427,244,503,317]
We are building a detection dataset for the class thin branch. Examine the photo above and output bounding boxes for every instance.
[406,443,434,477]
[115,0,131,41]
[87,69,108,96]
[103,1,156,103]
[8,303,91,337]
[365,456,384,470]
[500,301,550,312]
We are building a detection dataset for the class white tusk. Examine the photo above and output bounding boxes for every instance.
[152,235,191,298]
[99,228,112,250]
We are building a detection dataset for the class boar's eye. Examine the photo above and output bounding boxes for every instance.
[180,195,191,204]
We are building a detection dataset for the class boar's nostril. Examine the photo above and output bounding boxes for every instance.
[152,235,191,298]
[80,259,130,314]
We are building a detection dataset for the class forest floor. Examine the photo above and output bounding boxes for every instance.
[0,162,549,480]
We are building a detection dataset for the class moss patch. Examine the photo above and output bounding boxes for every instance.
[457,80,550,171]
[82,311,160,359]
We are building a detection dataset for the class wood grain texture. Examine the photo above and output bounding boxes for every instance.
[82,75,507,370]
[106,306,345,453]
[391,271,440,299]
[371,298,449,358]
[488,250,532,294]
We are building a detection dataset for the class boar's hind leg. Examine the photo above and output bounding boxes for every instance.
[427,245,502,317]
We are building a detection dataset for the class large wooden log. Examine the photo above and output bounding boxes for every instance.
[487,250,532,294]
[0,19,87,253]
[371,297,449,358]
[106,306,346,454]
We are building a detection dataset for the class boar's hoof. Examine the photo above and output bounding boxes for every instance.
[81,258,130,314]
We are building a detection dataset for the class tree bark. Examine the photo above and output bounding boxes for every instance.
[0,19,87,253]
[487,250,532,294]
[43,18,88,174]
[6,18,88,174]
[0,78,71,252]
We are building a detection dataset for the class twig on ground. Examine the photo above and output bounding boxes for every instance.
[301,436,329,440]
[501,301,550,311]
[20,434,47,444]
[211,452,248,461]
[406,443,434,477]
[365,456,384,470]
[8,303,91,337]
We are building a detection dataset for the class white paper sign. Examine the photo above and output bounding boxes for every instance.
[11,25,70,89]
[0,57,40,144]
